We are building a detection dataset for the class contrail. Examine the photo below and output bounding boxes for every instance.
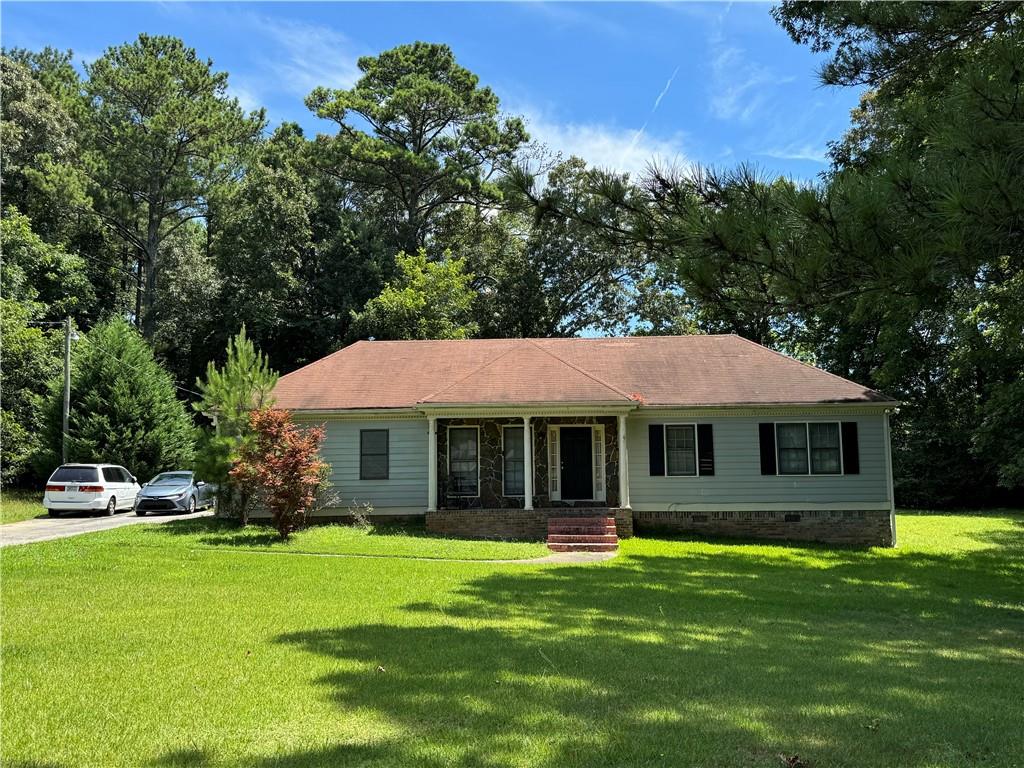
[624,64,681,163]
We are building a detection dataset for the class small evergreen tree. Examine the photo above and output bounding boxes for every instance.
[194,324,278,438]
[34,317,195,480]
[193,325,278,521]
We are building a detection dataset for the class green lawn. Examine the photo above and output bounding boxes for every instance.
[2,513,1022,768]
[144,517,551,560]
[1,489,45,525]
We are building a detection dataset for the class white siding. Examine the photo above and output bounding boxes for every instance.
[627,413,891,510]
[312,418,428,512]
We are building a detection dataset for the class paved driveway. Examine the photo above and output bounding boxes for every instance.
[0,508,214,548]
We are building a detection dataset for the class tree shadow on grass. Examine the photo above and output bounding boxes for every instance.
[141,516,523,552]
[255,527,1024,768]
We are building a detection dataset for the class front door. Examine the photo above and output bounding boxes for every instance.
[560,427,593,500]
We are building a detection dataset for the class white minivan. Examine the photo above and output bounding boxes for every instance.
[43,464,141,517]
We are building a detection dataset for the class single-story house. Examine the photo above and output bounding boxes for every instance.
[273,335,898,547]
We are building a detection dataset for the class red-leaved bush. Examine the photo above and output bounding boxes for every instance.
[230,408,328,539]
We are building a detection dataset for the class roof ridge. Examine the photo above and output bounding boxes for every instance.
[526,339,635,401]
[417,342,527,402]
[729,334,888,396]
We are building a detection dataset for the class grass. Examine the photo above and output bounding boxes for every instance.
[2,512,1022,768]
[0,489,45,525]
[147,517,551,560]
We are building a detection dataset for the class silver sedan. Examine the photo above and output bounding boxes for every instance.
[133,472,214,516]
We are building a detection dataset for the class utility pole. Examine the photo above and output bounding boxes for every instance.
[62,316,71,464]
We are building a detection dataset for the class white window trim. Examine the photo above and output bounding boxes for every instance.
[447,425,481,497]
[549,424,602,502]
[501,424,525,498]
[773,421,844,477]
[663,423,699,478]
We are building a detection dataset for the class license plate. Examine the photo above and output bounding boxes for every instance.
[66,486,78,493]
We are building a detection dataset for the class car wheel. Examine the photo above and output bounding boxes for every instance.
[186,496,197,515]
[105,497,116,516]
[48,510,59,518]
[135,508,146,517]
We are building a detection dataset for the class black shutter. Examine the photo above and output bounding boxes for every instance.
[841,422,860,474]
[697,424,715,476]
[759,423,777,475]
[648,424,665,476]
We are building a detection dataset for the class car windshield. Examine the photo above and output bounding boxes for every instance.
[50,466,99,483]
[150,473,193,485]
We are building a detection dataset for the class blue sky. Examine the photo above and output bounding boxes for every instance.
[2,1,863,180]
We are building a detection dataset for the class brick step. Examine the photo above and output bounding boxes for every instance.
[547,517,616,526]
[547,542,619,553]
[547,533,619,544]
[548,524,617,535]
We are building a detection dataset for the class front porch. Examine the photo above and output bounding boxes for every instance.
[424,411,634,540]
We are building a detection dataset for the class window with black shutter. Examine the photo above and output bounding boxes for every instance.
[697,424,715,476]
[648,424,665,476]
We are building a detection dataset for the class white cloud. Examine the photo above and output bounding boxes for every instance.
[756,143,829,164]
[228,79,262,114]
[709,41,794,122]
[520,109,689,177]
[246,16,362,97]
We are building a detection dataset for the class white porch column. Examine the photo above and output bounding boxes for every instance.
[617,413,631,509]
[427,416,438,512]
[522,415,534,510]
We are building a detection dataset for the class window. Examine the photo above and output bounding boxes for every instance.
[776,423,809,475]
[50,466,99,483]
[102,467,123,483]
[775,422,843,475]
[665,424,697,476]
[502,426,525,496]
[359,430,389,480]
[809,423,841,474]
[449,427,479,496]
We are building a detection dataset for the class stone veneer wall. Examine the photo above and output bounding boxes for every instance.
[436,416,620,510]
[427,507,633,540]
[632,509,894,547]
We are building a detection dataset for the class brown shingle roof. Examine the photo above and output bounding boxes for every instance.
[272,335,894,410]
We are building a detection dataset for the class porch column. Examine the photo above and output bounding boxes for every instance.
[617,413,631,509]
[522,415,534,510]
[427,416,437,512]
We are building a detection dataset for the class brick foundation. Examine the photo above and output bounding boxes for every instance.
[427,507,633,541]
[632,509,894,547]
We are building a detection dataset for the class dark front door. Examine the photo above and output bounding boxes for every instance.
[560,427,593,500]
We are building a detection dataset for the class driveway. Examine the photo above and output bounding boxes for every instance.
[0,508,214,548]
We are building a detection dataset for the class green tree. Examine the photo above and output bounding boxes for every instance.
[0,299,61,486]
[0,207,93,319]
[307,42,528,254]
[83,34,264,338]
[35,318,196,481]
[194,325,278,439]
[193,326,278,521]
[350,248,477,340]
